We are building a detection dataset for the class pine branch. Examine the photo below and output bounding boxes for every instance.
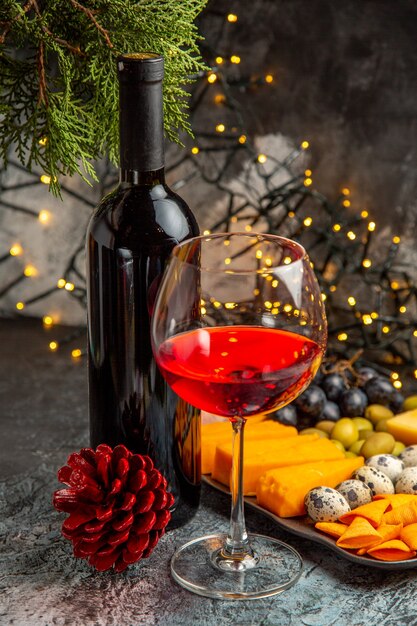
[0,0,208,195]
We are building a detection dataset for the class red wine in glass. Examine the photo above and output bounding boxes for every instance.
[157,326,321,419]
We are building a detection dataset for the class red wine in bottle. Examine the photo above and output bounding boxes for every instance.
[86,53,201,528]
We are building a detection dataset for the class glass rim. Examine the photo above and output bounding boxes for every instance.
[169,232,308,274]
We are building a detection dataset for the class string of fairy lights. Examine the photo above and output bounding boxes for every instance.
[1,3,417,387]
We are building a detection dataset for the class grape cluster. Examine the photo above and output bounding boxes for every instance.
[270,365,404,430]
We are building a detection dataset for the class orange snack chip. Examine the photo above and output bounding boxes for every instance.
[382,500,417,526]
[339,498,390,528]
[373,493,417,511]
[367,539,416,561]
[336,517,381,550]
[400,523,417,550]
[315,521,348,538]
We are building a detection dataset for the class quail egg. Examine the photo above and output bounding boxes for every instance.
[305,486,351,522]
[336,479,373,509]
[395,467,417,495]
[399,445,417,468]
[365,454,404,483]
[351,466,395,496]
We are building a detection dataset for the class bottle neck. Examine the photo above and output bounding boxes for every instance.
[119,78,165,178]
[119,167,165,186]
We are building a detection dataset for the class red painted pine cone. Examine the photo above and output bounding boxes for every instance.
[53,444,174,572]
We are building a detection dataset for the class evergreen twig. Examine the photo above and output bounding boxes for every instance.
[0,0,208,195]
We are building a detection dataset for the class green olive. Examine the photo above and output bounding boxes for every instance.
[359,429,374,441]
[315,420,338,435]
[392,441,406,456]
[364,404,394,425]
[299,427,329,438]
[330,418,359,449]
[352,417,373,433]
[360,432,396,458]
[330,439,345,452]
[375,418,389,432]
[345,451,357,458]
[349,440,365,455]
[403,395,417,412]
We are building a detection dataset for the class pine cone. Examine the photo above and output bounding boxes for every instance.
[53,444,174,572]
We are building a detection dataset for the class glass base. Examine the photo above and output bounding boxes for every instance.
[171,533,303,600]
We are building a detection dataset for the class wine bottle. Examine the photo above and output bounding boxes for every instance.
[86,53,201,528]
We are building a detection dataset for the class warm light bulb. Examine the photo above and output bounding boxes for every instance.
[329,285,337,292]
[304,169,312,177]
[49,341,58,351]
[265,74,274,83]
[303,217,313,227]
[342,199,351,207]
[57,278,66,289]
[361,210,369,219]
[227,13,238,22]
[230,55,241,64]
[38,209,51,224]
[301,140,309,150]
[391,372,399,380]
[414,369,417,379]
[24,264,38,277]
[191,146,199,155]
[16,301,25,310]
[203,229,211,235]
[256,250,263,259]
[362,314,373,325]
[371,312,379,319]
[332,223,341,232]
[9,243,23,257]
[393,380,403,390]
[338,332,348,341]
[244,224,252,232]
[321,293,327,301]
[283,256,292,265]
[257,153,267,164]
[413,330,417,338]
[43,315,53,327]
[215,123,225,133]
[392,236,401,244]
[224,257,231,265]
[238,134,246,144]
[40,174,51,185]
[64,282,75,291]
[304,178,313,187]
[399,305,407,313]
[347,231,356,240]
[368,221,376,232]
[362,258,372,268]
[382,325,390,334]
[348,296,356,306]
[342,188,350,196]
[214,94,225,104]
[38,137,48,146]
[391,281,399,290]
[72,348,82,358]
[288,211,295,218]
[207,73,217,84]
[215,56,224,64]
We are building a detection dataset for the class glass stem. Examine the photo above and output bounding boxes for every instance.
[223,417,252,558]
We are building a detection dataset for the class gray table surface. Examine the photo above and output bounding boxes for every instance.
[1,318,417,626]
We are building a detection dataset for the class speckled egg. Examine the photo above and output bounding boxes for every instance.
[399,445,417,468]
[304,486,351,522]
[336,479,373,509]
[351,466,395,496]
[395,467,417,494]
[365,454,404,483]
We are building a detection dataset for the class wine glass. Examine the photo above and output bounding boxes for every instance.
[151,233,327,600]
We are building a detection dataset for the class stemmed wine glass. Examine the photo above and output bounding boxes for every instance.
[151,233,327,600]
